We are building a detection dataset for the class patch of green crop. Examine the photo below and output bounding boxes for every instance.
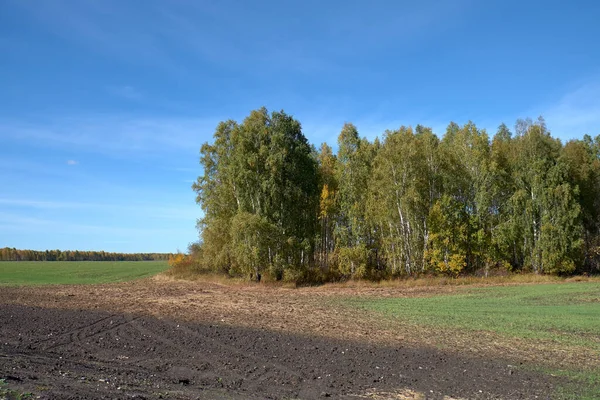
[0,261,169,286]
[346,282,600,399]
[531,367,600,400]
[346,282,600,349]
[0,379,34,400]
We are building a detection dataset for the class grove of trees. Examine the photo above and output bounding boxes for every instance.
[0,248,172,262]
[191,108,600,282]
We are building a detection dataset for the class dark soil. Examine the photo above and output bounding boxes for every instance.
[0,304,558,399]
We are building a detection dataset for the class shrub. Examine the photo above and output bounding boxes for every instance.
[166,253,200,277]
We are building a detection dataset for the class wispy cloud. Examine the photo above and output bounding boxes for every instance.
[0,198,82,209]
[108,85,143,101]
[169,167,198,173]
[0,115,219,157]
[0,211,183,236]
[539,80,600,139]
[0,197,198,221]
[66,159,78,165]
[0,211,52,227]
[12,1,183,73]
[11,0,469,77]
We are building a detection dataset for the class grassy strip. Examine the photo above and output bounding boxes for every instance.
[534,367,600,400]
[348,282,600,349]
[326,273,599,288]
[345,282,600,398]
[0,261,169,286]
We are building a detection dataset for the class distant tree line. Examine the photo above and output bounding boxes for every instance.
[0,248,172,262]
[189,108,600,282]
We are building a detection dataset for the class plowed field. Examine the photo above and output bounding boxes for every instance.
[0,278,590,399]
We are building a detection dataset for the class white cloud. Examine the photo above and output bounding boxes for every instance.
[66,159,78,165]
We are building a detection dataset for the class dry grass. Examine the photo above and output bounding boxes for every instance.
[160,270,599,290]
[155,271,249,286]
[314,273,600,289]
[351,388,468,400]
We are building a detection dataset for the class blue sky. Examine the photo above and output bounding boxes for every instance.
[1,0,600,253]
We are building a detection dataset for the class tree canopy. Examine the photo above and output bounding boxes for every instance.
[0,248,171,262]
[192,109,600,282]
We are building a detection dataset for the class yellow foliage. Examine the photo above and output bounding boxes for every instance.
[336,245,369,278]
[425,233,466,276]
[166,253,197,277]
[168,253,186,267]
[319,183,336,219]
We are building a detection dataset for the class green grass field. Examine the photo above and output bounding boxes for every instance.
[347,282,600,399]
[0,260,169,285]
[349,282,600,349]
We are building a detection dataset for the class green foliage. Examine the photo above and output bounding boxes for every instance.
[336,244,370,279]
[194,108,319,282]
[0,261,168,286]
[191,108,600,282]
[335,124,374,249]
[426,196,468,275]
[315,143,339,273]
[500,119,583,273]
[367,127,436,276]
[230,212,280,276]
[561,135,600,273]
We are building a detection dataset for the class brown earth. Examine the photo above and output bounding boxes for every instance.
[0,277,580,399]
